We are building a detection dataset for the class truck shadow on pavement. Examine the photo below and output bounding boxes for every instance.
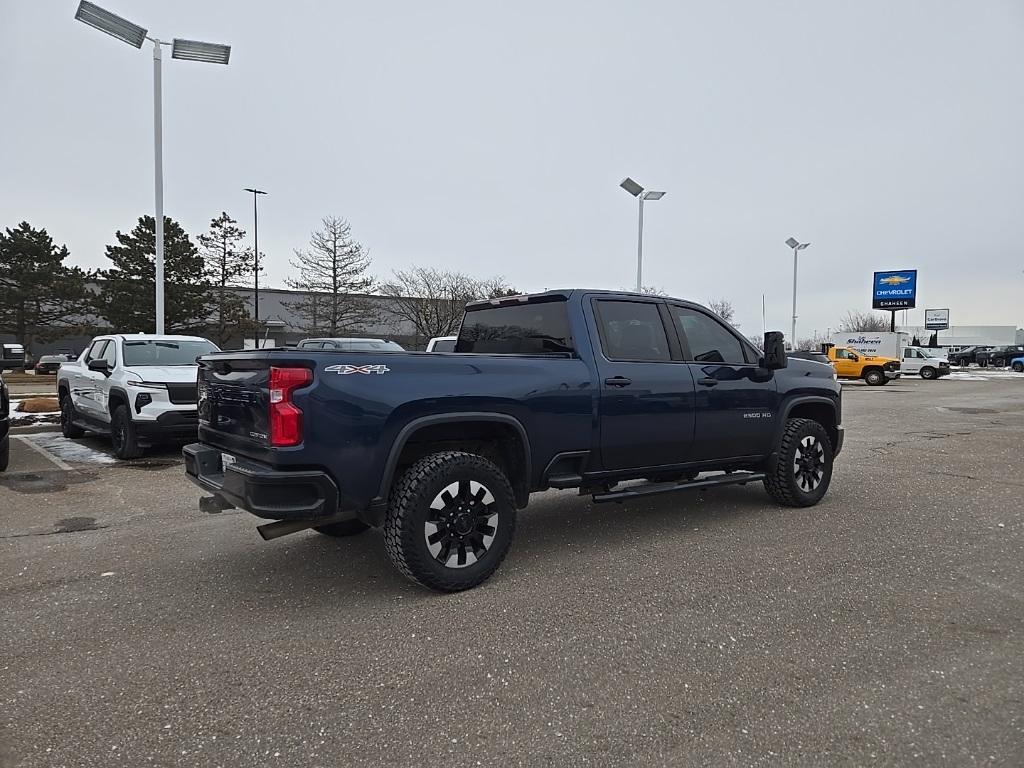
[207,484,786,603]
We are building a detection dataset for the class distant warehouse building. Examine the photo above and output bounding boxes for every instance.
[897,325,1020,353]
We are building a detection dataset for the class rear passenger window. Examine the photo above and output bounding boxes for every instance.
[595,301,671,362]
[672,307,749,364]
[456,301,573,354]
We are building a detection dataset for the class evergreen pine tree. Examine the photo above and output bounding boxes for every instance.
[198,212,254,346]
[0,221,93,356]
[96,215,212,334]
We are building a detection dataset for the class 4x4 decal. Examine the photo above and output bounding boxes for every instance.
[325,364,391,375]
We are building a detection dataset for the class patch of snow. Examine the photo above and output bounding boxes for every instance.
[942,373,990,382]
[8,409,60,422]
[24,433,118,465]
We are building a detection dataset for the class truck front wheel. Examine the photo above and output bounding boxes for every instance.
[763,418,834,507]
[110,405,143,460]
[384,451,516,592]
[919,366,937,380]
[864,369,885,386]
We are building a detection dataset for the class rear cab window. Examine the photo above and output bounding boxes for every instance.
[456,300,574,354]
[594,300,671,362]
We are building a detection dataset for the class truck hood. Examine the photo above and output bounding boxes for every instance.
[122,365,199,383]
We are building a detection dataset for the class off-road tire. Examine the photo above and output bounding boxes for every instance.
[1012,362,1024,373]
[993,358,1006,368]
[383,451,516,592]
[110,405,143,460]
[763,418,834,508]
[864,369,885,386]
[0,437,8,472]
[919,366,936,380]
[60,395,85,439]
[314,519,371,537]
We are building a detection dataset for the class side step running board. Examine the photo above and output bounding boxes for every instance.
[591,471,766,504]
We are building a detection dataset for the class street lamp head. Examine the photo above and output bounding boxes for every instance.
[172,38,231,65]
[641,190,666,201]
[785,237,800,249]
[619,177,644,197]
[244,188,267,195]
[74,1,147,48]
[797,242,810,250]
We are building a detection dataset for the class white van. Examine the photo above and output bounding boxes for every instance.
[900,346,951,379]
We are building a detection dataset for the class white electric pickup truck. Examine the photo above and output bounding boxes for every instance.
[57,334,218,458]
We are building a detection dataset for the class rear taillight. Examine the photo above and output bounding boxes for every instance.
[269,366,312,447]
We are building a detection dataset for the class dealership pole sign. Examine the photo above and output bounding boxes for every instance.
[924,308,949,330]
[872,269,917,309]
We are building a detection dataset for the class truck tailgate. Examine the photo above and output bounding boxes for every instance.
[199,358,271,447]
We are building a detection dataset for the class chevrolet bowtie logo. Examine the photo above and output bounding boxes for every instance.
[879,275,911,285]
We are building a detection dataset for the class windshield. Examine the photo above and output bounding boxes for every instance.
[122,339,218,366]
[347,340,404,351]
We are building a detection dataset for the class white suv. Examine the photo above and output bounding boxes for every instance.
[57,334,219,458]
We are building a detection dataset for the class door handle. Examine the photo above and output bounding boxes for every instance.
[697,377,719,387]
[604,376,632,387]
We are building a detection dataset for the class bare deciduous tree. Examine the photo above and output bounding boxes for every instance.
[378,266,513,340]
[285,217,376,334]
[639,285,668,297]
[794,337,821,351]
[708,299,737,326]
[839,310,890,332]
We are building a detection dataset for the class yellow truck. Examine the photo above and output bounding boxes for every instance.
[823,344,901,386]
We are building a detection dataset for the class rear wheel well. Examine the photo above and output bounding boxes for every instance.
[390,420,529,507]
[786,402,838,451]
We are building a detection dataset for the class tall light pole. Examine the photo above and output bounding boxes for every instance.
[620,178,666,292]
[244,188,267,326]
[75,1,231,334]
[785,237,811,345]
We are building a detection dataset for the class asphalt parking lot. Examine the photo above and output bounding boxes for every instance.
[2,377,1022,767]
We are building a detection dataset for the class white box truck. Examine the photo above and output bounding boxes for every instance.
[829,332,951,379]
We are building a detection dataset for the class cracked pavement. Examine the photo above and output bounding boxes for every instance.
[1,378,1022,767]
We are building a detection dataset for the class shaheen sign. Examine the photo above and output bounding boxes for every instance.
[872,270,917,310]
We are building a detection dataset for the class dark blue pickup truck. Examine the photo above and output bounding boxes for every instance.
[185,290,842,591]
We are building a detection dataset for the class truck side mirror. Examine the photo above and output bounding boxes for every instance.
[87,359,110,375]
[762,331,788,370]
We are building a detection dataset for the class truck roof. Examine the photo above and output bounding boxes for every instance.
[94,334,214,343]
[465,289,704,309]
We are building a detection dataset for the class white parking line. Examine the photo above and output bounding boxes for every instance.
[13,435,74,471]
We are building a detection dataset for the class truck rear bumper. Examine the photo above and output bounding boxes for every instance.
[834,425,844,457]
[183,442,339,520]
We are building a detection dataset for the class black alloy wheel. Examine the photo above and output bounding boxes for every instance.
[424,479,499,568]
[384,451,516,592]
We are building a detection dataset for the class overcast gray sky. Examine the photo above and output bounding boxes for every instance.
[2,0,1022,337]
